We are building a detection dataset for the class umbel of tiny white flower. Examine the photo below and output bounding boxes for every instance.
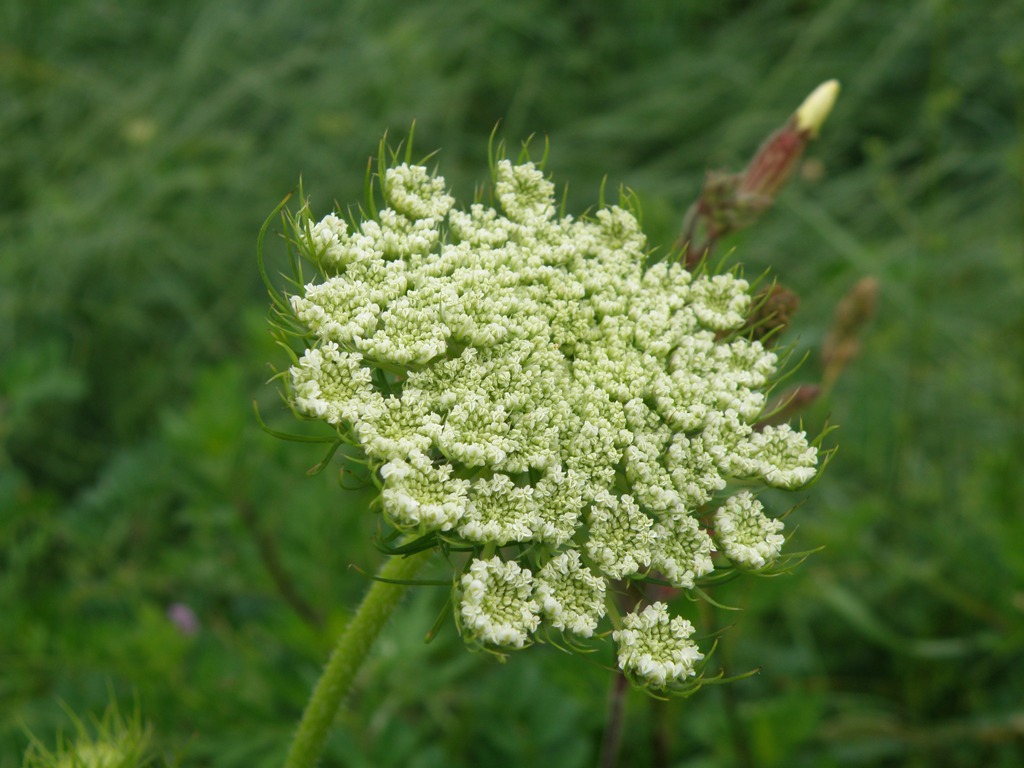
[283,147,822,691]
[612,602,703,688]
[713,491,785,569]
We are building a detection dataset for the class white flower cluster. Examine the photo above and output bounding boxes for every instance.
[712,491,785,569]
[288,155,819,689]
[612,602,703,687]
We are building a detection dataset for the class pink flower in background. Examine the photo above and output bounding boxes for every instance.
[167,602,200,636]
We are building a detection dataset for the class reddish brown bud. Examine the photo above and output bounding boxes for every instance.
[677,80,840,266]
[738,80,840,204]
[822,276,880,390]
[745,283,801,344]
[736,121,808,204]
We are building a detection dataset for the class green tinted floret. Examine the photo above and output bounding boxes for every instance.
[381,450,469,534]
[459,557,540,649]
[290,343,375,426]
[713,491,785,569]
[613,602,703,689]
[535,550,607,637]
[584,491,656,579]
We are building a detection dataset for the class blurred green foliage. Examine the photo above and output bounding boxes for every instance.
[2,0,1022,766]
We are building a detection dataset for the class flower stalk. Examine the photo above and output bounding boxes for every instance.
[284,548,433,768]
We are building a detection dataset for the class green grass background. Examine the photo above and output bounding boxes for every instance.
[2,0,1023,766]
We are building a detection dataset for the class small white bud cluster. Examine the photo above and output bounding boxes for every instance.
[612,602,703,687]
[459,557,539,649]
[713,491,785,569]
[286,151,821,689]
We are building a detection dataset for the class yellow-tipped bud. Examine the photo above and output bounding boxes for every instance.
[677,78,841,265]
[795,79,840,137]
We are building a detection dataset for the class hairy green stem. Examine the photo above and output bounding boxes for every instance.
[284,549,434,768]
